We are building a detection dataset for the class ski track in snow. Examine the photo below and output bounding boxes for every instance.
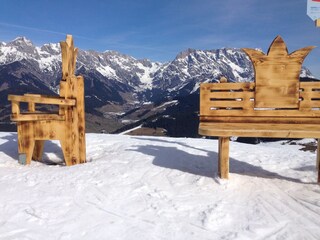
[0,132,320,239]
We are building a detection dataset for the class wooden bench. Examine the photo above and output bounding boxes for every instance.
[198,36,320,183]
[7,35,86,166]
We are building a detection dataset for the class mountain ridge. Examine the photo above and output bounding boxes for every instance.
[0,36,317,135]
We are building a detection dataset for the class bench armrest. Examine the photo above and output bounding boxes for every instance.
[8,94,76,106]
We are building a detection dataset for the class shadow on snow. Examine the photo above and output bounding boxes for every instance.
[0,133,64,165]
[129,137,313,184]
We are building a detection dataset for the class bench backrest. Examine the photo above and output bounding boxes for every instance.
[243,36,314,109]
[200,36,320,123]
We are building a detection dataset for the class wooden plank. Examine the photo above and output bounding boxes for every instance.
[300,91,320,99]
[33,121,65,140]
[199,122,320,138]
[202,92,254,100]
[69,76,80,165]
[300,100,320,109]
[218,137,230,179]
[205,100,251,108]
[199,116,320,124]
[242,36,314,109]
[77,76,86,164]
[8,95,76,106]
[255,84,299,108]
[11,114,65,122]
[199,108,320,117]
[200,82,255,91]
[300,82,320,89]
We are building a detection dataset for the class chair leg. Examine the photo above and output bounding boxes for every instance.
[17,122,35,165]
[60,139,72,166]
[32,140,45,161]
[25,140,35,165]
[218,137,230,179]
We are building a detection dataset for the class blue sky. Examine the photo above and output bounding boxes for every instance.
[0,0,320,77]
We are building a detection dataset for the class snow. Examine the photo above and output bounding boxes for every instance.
[96,65,117,79]
[0,46,22,63]
[154,100,178,109]
[136,62,160,89]
[1,132,320,239]
[36,49,60,71]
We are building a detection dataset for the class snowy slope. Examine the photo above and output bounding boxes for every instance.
[1,132,320,239]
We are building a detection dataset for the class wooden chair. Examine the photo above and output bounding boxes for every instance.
[7,35,86,166]
[199,36,320,182]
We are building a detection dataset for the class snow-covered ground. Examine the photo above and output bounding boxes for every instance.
[0,132,320,240]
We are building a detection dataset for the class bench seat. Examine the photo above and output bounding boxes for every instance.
[199,122,320,139]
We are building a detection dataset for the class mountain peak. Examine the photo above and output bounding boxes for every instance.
[10,36,34,47]
[175,48,197,60]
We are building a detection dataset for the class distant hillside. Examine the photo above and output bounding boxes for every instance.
[0,37,318,136]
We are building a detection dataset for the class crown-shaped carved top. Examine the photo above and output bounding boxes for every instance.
[60,35,78,80]
[242,36,315,108]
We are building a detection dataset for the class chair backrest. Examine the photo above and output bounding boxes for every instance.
[242,36,314,109]
[59,35,79,100]
[57,35,84,119]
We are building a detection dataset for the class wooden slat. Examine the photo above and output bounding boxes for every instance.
[300,100,320,109]
[300,91,320,99]
[199,116,320,124]
[11,113,65,121]
[200,109,320,117]
[199,122,320,138]
[8,95,76,106]
[206,100,251,108]
[200,82,255,91]
[300,82,320,89]
[202,91,254,99]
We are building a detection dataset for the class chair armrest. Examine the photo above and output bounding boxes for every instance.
[8,94,76,106]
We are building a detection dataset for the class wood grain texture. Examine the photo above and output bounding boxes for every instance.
[242,36,314,108]
[7,35,86,166]
[8,95,75,106]
[199,36,318,181]
[218,137,229,179]
[199,122,320,138]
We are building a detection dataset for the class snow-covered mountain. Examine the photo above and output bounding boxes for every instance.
[0,37,317,134]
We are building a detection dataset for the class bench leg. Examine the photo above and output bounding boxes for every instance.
[317,139,320,184]
[218,137,230,179]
